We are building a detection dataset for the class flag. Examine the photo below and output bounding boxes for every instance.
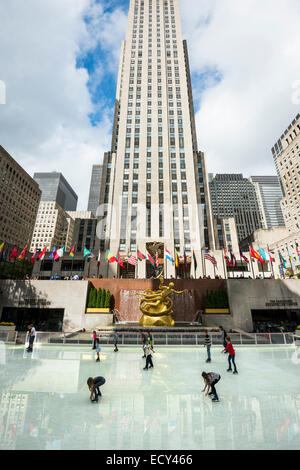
[258,246,267,262]
[229,249,237,267]
[250,246,265,264]
[165,249,174,264]
[49,246,57,260]
[9,247,18,261]
[38,246,47,260]
[204,249,217,266]
[175,249,179,269]
[107,250,117,263]
[239,248,249,264]
[267,246,275,263]
[286,246,294,268]
[69,245,75,258]
[0,242,4,254]
[278,251,286,269]
[127,254,138,265]
[1,249,7,262]
[31,249,37,264]
[184,250,187,269]
[155,249,159,268]
[83,247,95,259]
[137,250,146,261]
[54,246,65,261]
[18,245,27,261]
[147,252,156,267]
[193,250,197,271]
[97,250,101,268]
[116,251,125,268]
[296,243,300,261]
[224,250,232,266]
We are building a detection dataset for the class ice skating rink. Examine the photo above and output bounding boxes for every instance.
[0,344,299,450]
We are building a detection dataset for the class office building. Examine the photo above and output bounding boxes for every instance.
[98,0,212,278]
[0,145,41,248]
[272,113,300,233]
[250,176,284,229]
[33,172,78,211]
[209,173,262,242]
[87,165,103,216]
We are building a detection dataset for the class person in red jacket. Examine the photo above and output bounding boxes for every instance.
[222,336,238,374]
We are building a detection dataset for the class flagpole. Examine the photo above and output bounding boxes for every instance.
[249,246,255,279]
[268,245,274,278]
[239,250,244,279]
[222,251,227,280]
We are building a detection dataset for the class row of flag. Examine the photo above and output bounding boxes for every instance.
[1,241,300,271]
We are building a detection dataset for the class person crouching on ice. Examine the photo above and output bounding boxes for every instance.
[87,376,106,403]
[201,371,221,402]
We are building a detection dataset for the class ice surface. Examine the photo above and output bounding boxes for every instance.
[0,344,299,450]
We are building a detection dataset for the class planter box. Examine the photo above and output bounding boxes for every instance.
[0,326,16,331]
[204,309,230,314]
[86,308,110,314]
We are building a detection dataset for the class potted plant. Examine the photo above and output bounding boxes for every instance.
[86,287,111,314]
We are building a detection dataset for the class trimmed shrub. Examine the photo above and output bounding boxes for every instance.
[105,289,111,308]
[101,288,106,308]
[96,288,102,308]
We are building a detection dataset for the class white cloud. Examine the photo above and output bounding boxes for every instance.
[180,0,300,177]
[0,0,127,210]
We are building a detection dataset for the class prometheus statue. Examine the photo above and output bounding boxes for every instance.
[137,278,187,327]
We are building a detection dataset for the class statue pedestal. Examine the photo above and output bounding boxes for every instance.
[139,314,175,327]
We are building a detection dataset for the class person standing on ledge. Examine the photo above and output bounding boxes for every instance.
[87,376,106,403]
[143,340,155,370]
[26,324,36,353]
[203,330,212,362]
[222,336,238,374]
[201,371,221,402]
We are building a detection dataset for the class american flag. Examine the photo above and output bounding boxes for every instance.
[127,254,138,265]
[204,250,217,265]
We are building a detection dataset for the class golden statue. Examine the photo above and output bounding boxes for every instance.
[137,279,188,327]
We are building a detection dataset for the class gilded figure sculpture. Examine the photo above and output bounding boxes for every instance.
[137,278,188,327]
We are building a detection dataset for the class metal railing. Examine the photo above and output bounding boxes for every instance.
[16,331,298,347]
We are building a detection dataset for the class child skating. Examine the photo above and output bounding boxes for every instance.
[201,371,221,402]
[143,340,155,370]
[87,376,106,403]
[222,336,238,374]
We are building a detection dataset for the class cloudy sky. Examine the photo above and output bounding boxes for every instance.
[0,0,300,209]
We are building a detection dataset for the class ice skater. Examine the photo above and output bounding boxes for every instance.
[95,338,101,362]
[143,340,155,370]
[222,336,238,374]
[203,330,211,362]
[114,329,119,352]
[87,376,106,403]
[219,326,228,352]
[140,330,147,358]
[201,371,221,402]
[147,330,153,348]
[26,324,36,353]
[92,331,97,350]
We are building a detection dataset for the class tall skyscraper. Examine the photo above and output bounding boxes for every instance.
[209,173,262,242]
[33,172,78,211]
[271,113,300,234]
[249,176,284,229]
[98,0,212,278]
[87,165,103,216]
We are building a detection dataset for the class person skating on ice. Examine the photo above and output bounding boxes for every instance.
[26,324,36,353]
[140,330,147,358]
[219,326,228,351]
[222,336,238,374]
[143,340,155,370]
[201,371,221,402]
[95,338,101,362]
[87,376,106,403]
[92,331,97,350]
[203,330,211,362]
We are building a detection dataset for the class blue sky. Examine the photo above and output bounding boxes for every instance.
[0,0,300,209]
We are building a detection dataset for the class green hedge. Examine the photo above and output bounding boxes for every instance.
[87,287,112,308]
[205,289,229,309]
